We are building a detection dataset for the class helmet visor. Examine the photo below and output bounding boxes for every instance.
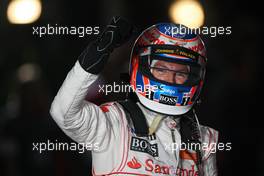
[150,59,191,85]
[139,55,204,86]
[138,45,205,86]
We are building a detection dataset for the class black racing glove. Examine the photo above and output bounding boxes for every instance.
[78,16,134,74]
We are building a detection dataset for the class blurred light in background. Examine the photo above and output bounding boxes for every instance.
[169,0,204,28]
[7,0,42,24]
[17,63,41,83]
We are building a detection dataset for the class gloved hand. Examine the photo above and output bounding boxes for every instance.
[78,16,135,74]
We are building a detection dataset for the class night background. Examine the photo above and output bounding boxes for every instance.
[0,0,261,175]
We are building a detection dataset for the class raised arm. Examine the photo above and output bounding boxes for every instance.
[50,17,134,150]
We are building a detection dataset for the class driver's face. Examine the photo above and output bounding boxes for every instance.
[151,60,190,84]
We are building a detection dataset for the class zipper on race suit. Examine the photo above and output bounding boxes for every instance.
[170,128,178,163]
[165,117,180,174]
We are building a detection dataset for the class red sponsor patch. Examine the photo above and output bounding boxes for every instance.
[100,105,109,112]
[127,157,142,169]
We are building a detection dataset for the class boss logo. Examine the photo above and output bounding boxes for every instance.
[130,137,158,157]
[159,94,178,105]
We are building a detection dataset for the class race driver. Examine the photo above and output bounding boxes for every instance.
[50,16,218,176]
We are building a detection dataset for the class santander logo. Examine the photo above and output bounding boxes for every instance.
[127,157,142,169]
[127,157,199,176]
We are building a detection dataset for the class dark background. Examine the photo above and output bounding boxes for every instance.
[0,0,261,175]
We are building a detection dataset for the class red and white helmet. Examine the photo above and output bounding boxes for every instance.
[129,23,207,115]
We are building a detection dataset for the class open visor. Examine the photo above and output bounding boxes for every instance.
[138,45,206,86]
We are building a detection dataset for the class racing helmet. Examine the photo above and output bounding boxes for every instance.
[129,23,207,115]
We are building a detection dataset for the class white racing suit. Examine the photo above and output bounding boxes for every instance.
[50,61,218,176]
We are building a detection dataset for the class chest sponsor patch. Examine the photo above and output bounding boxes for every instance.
[126,157,199,176]
[130,136,159,157]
